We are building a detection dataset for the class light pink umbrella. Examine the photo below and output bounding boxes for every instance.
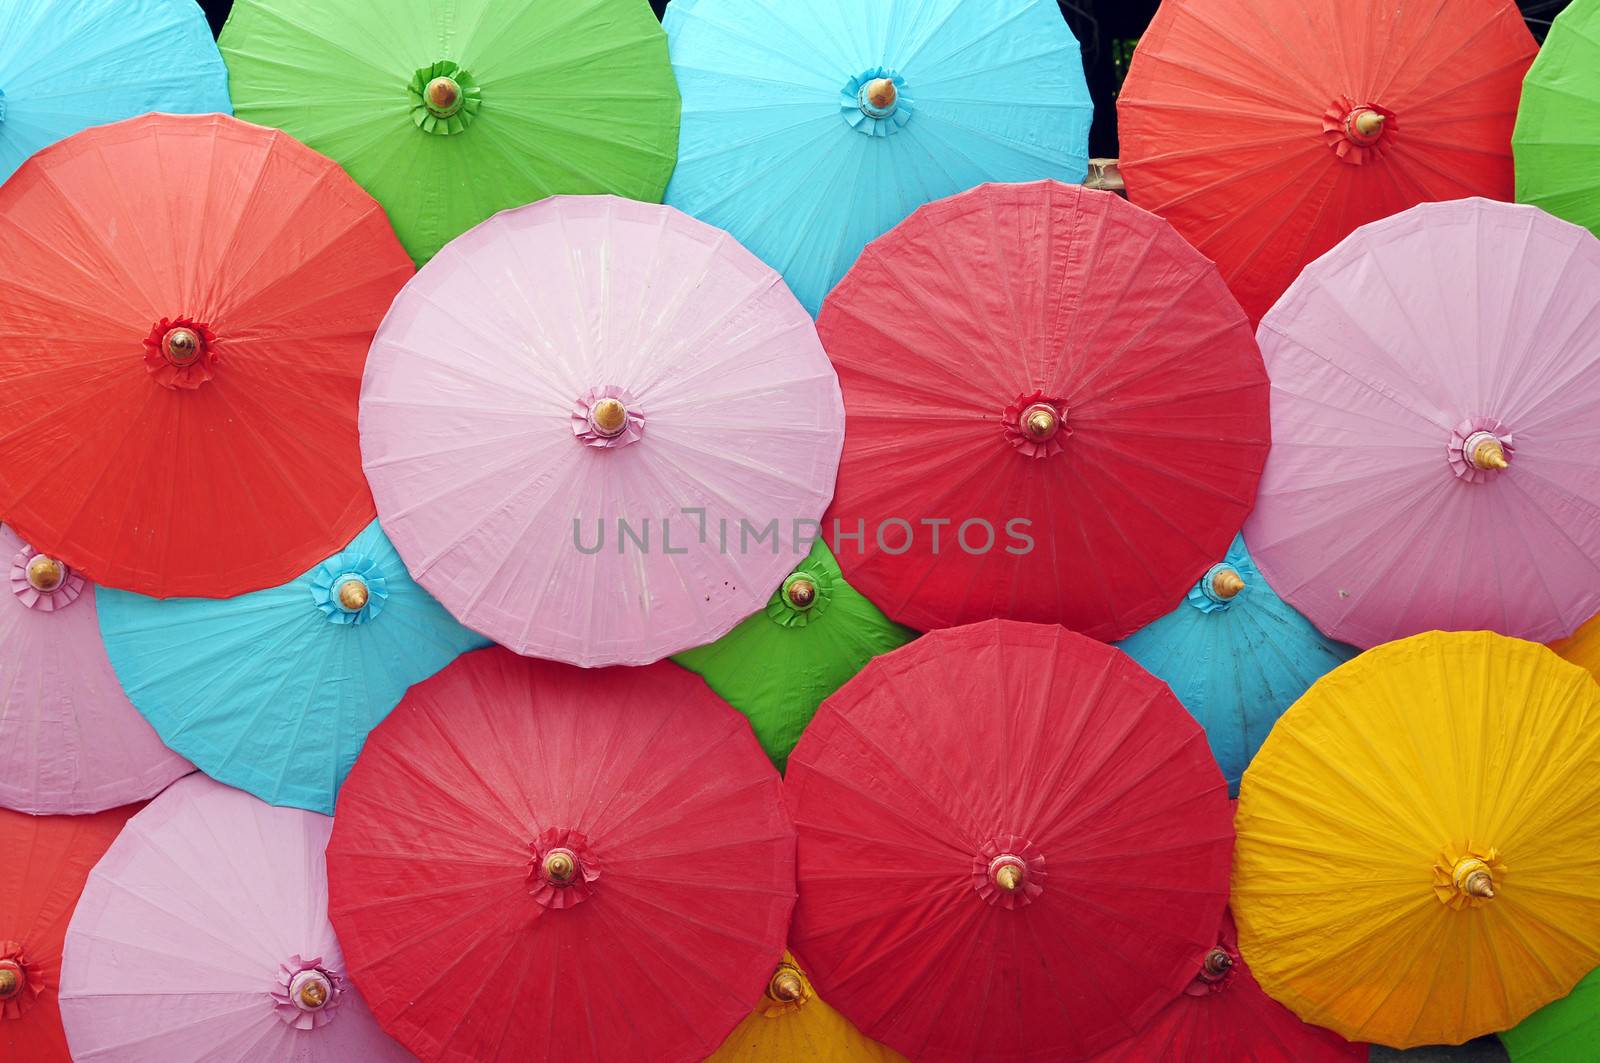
[0,524,189,813]
[361,195,844,666]
[57,774,414,1063]
[1244,198,1600,648]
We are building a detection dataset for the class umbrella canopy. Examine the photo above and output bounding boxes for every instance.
[0,804,135,1063]
[785,620,1235,1062]
[1233,630,1600,1048]
[706,952,905,1063]
[326,646,795,1063]
[58,774,414,1062]
[1242,198,1600,648]
[1,524,190,814]
[1551,613,1600,679]
[1116,533,1356,796]
[663,0,1093,315]
[361,195,844,666]
[673,540,916,771]
[817,181,1268,641]
[0,0,230,183]
[0,113,412,599]
[1500,966,1600,1062]
[220,0,679,265]
[1086,911,1365,1063]
[1118,0,1535,323]
[96,520,487,815]
[1515,0,1600,238]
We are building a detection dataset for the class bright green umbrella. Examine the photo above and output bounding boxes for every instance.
[1501,967,1600,1062]
[219,0,680,265]
[1514,0,1600,237]
[674,542,915,771]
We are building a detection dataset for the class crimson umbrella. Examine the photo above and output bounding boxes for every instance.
[818,181,1268,640]
[784,620,1235,1062]
[326,647,795,1063]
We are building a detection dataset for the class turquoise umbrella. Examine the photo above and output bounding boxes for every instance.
[0,0,230,182]
[663,0,1092,315]
[1116,534,1356,795]
[96,520,488,814]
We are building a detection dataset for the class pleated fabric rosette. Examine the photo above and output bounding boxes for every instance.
[96,520,487,815]
[1244,199,1600,648]
[220,0,680,264]
[0,113,413,599]
[663,0,1092,315]
[1515,0,1600,238]
[1118,0,1535,322]
[705,952,905,1063]
[1233,631,1600,1047]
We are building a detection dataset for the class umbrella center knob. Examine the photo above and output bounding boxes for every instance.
[162,326,203,366]
[1465,431,1510,472]
[290,969,333,1011]
[859,77,898,117]
[425,76,463,118]
[1201,947,1233,978]
[767,965,806,1004]
[784,576,816,610]
[336,578,369,613]
[990,854,1026,892]
[589,397,629,438]
[1019,403,1061,442]
[1345,107,1388,144]
[543,848,579,884]
[1452,857,1496,900]
[24,554,65,592]
[1211,568,1245,600]
[0,961,22,1001]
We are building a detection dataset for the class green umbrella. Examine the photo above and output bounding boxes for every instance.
[674,542,915,772]
[1501,967,1600,1062]
[219,0,680,265]
[1514,0,1600,237]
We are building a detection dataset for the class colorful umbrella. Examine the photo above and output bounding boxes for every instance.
[0,113,412,599]
[58,774,414,1062]
[1086,911,1365,1063]
[785,620,1235,1062]
[706,952,905,1063]
[1233,630,1600,1047]
[1551,613,1600,680]
[220,0,679,265]
[1,525,189,814]
[663,0,1093,315]
[0,803,135,1063]
[1242,198,1600,648]
[817,181,1268,641]
[1500,966,1600,1062]
[673,541,916,771]
[1116,533,1356,795]
[1515,0,1600,238]
[361,195,844,666]
[96,520,486,815]
[0,0,230,183]
[326,646,795,1063]
[1117,0,1536,322]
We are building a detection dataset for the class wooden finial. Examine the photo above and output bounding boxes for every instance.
[995,864,1023,892]
[1211,569,1246,599]
[1472,438,1509,470]
[865,78,897,111]
[1352,110,1386,137]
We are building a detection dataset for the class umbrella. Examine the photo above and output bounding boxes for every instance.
[1233,630,1600,1047]
[1242,198,1600,648]
[0,113,413,599]
[706,951,905,1063]
[57,774,414,1062]
[0,0,230,183]
[1086,911,1365,1063]
[1115,533,1356,796]
[785,619,1235,1062]
[361,195,844,666]
[1117,0,1537,323]
[1551,613,1600,679]
[219,0,679,265]
[1500,966,1600,1062]
[0,803,135,1063]
[1515,0,1600,238]
[325,646,795,1063]
[663,0,1094,315]
[817,181,1269,641]
[96,520,487,815]
[1,524,190,814]
[673,540,916,771]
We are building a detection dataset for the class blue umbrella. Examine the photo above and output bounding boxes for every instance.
[663,0,1092,315]
[0,0,230,182]
[1116,534,1357,795]
[97,520,488,814]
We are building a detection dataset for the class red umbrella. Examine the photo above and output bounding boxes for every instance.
[817,181,1268,641]
[326,647,795,1063]
[0,113,412,597]
[784,620,1235,1062]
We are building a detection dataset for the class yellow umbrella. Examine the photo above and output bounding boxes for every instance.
[706,952,905,1063]
[1233,630,1600,1048]
[1551,614,1600,680]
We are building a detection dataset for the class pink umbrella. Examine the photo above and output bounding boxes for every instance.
[1244,198,1600,648]
[0,524,189,813]
[361,195,845,666]
[57,774,414,1062]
